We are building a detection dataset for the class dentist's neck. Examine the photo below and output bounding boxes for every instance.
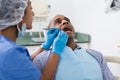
[1,26,18,42]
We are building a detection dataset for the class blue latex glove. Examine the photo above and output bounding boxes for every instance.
[41,28,59,49]
[52,30,68,55]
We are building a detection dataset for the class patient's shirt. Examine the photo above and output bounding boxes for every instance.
[33,46,103,80]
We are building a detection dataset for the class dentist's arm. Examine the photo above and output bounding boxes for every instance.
[41,53,59,80]
[40,31,68,80]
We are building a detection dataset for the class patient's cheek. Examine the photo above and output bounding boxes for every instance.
[54,24,60,28]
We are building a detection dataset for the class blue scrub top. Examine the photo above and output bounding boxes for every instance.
[0,35,41,80]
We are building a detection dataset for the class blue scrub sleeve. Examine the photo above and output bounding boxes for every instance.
[3,46,41,80]
[0,69,5,80]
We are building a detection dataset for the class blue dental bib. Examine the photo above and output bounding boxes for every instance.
[55,46,103,80]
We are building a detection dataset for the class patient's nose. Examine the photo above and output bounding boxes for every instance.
[62,20,69,25]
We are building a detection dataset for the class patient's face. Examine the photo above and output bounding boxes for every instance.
[49,15,75,41]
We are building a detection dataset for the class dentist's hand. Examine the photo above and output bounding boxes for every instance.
[52,31,68,55]
[41,28,59,49]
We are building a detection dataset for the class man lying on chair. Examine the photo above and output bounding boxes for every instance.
[33,14,114,80]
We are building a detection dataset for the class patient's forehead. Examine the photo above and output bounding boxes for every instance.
[53,15,65,20]
[49,15,69,27]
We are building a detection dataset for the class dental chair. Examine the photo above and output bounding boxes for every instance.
[104,56,120,80]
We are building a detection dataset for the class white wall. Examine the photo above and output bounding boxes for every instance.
[74,0,120,56]
[42,0,74,22]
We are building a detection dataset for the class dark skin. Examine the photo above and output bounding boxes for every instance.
[1,26,18,42]
[48,14,76,50]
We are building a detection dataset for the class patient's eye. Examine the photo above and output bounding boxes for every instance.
[54,17,71,25]
[54,18,62,25]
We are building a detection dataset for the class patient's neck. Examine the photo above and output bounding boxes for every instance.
[67,40,76,51]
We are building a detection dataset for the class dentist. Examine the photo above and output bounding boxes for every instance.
[0,0,68,80]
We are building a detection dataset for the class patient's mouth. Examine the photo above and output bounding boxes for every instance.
[62,27,73,35]
[62,27,71,32]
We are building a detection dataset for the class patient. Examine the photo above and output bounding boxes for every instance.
[33,14,114,80]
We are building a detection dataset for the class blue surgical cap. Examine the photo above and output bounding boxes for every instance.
[0,0,28,30]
